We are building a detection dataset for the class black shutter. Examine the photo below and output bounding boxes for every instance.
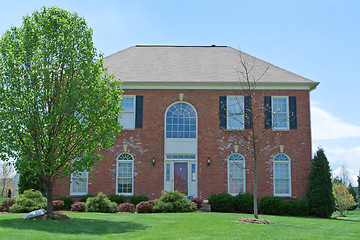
[244,96,252,129]
[289,96,297,129]
[219,96,227,128]
[135,96,143,128]
[264,96,272,129]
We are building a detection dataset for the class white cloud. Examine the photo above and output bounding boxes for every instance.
[313,144,360,186]
[311,103,360,140]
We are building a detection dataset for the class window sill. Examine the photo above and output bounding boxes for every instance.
[272,128,290,132]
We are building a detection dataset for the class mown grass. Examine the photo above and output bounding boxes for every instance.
[0,211,359,239]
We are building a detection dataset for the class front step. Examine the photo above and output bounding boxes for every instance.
[200,203,211,212]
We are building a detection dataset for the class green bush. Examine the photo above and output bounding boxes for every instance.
[107,194,126,205]
[260,196,285,215]
[85,192,118,213]
[79,194,96,203]
[9,189,47,213]
[152,190,195,213]
[233,193,254,213]
[118,203,135,213]
[54,196,74,210]
[284,200,310,216]
[208,193,234,212]
[129,195,149,206]
[306,148,335,218]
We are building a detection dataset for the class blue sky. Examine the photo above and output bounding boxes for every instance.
[1,0,359,185]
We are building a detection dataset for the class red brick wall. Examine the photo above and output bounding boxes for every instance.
[53,89,312,200]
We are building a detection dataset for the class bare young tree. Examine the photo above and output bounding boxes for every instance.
[0,161,15,197]
[226,51,295,219]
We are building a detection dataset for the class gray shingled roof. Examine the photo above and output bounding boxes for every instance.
[104,46,317,86]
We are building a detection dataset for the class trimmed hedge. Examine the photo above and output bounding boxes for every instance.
[108,194,126,205]
[208,193,234,212]
[153,190,195,213]
[260,196,285,215]
[284,200,310,216]
[234,193,254,213]
[130,195,149,206]
[54,196,74,210]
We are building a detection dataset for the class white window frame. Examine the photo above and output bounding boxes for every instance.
[165,101,197,139]
[227,96,244,130]
[273,153,291,197]
[70,171,88,195]
[119,95,136,130]
[228,153,246,195]
[116,152,134,196]
[272,96,289,130]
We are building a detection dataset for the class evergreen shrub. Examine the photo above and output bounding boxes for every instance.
[208,193,234,212]
[233,193,254,213]
[284,200,310,216]
[129,195,149,206]
[108,194,126,205]
[10,189,47,213]
[79,194,95,203]
[153,190,195,213]
[85,192,117,213]
[260,196,285,215]
[306,148,335,218]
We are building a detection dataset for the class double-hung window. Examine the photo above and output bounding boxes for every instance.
[228,154,245,195]
[119,96,136,129]
[70,171,88,195]
[117,153,134,195]
[272,96,289,130]
[273,154,291,196]
[227,96,244,130]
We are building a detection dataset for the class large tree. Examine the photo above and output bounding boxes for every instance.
[0,7,122,214]
[306,148,335,218]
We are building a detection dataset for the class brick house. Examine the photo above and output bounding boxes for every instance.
[53,45,318,200]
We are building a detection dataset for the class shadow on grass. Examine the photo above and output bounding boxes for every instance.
[0,217,148,235]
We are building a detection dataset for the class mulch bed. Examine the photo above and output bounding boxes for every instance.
[237,218,274,224]
[34,214,70,220]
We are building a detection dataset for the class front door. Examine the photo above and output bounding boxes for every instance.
[174,162,188,195]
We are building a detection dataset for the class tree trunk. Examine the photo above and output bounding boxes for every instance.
[45,181,53,214]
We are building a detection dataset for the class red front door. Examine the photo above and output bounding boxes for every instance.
[174,162,188,195]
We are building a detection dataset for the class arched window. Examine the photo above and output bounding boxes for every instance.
[165,102,197,138]
[117,153,134,195]
[228,153,245,195]
[273,154,291,196]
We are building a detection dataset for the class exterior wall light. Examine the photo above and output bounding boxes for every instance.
[207,157,211,166]
[152,157,156,166]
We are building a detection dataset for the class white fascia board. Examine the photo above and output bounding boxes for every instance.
[121,81,319,91]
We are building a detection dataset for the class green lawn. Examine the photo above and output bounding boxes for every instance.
[0,211,359,240]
